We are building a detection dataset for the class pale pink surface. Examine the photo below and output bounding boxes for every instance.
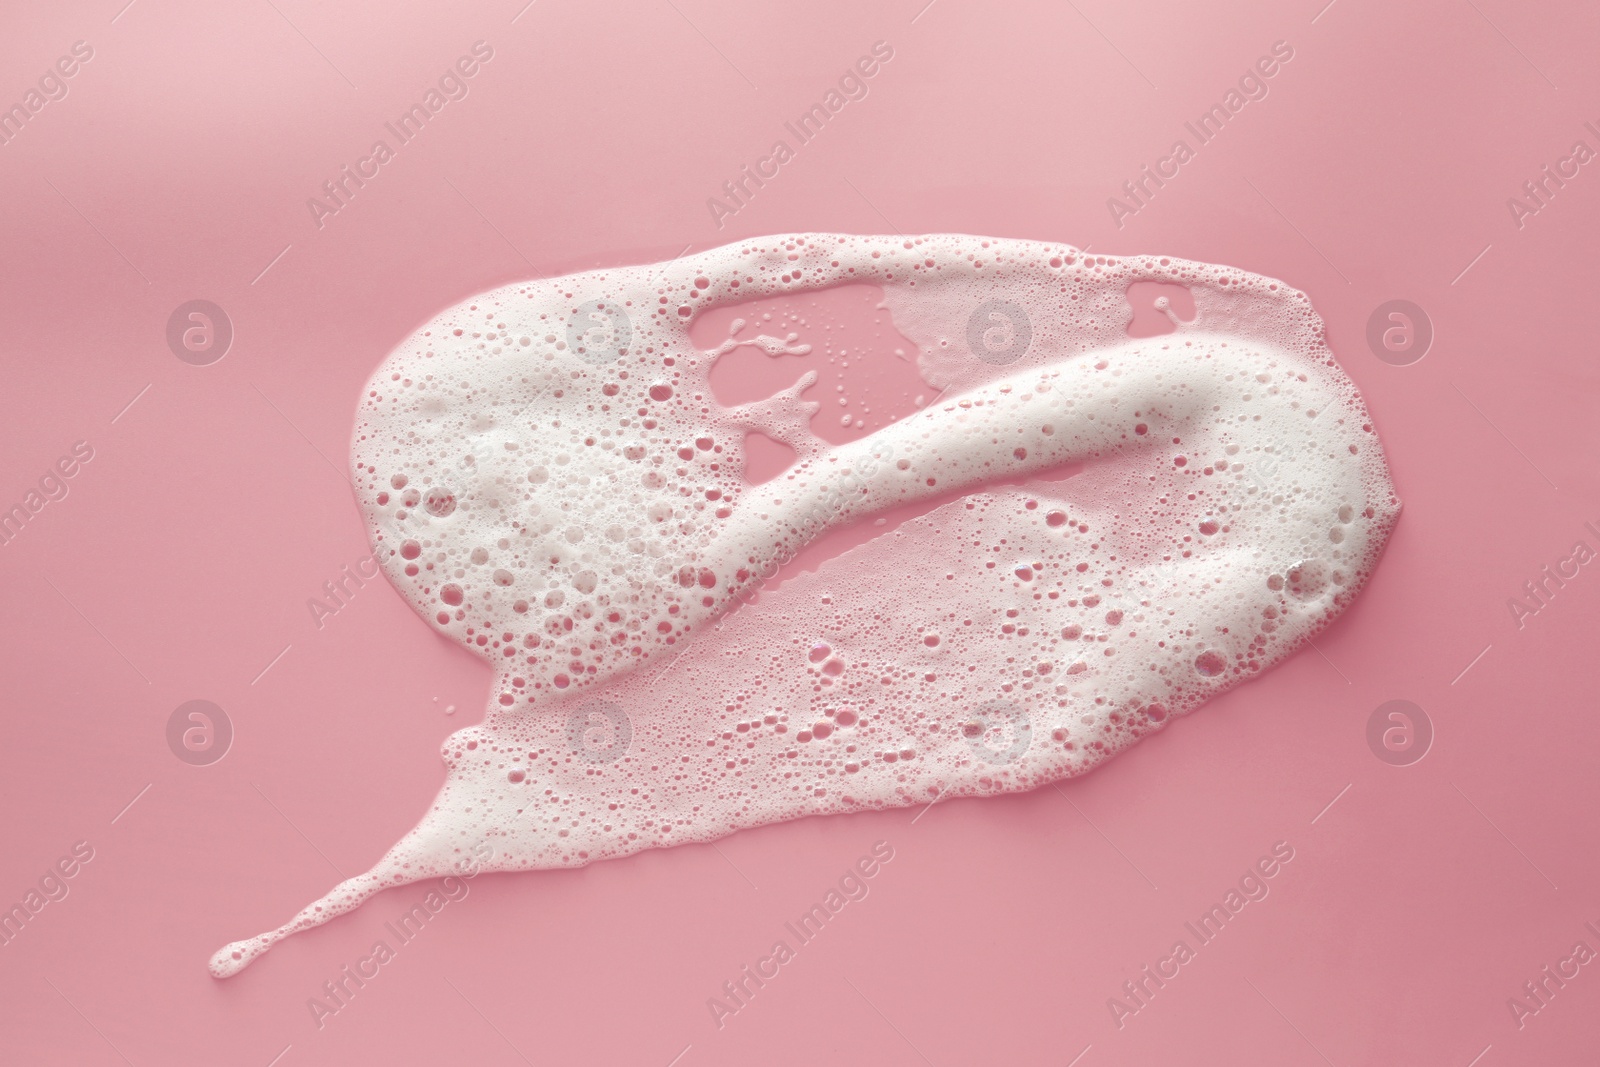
[1,1,1597,1064]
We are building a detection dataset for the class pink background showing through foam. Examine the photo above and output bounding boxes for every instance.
[2,1,1598,1064]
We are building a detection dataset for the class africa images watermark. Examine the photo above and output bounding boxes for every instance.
[1506,918,1600,1030]
[705,40,896,229]
[1506,119,1600,230]
[1106,39,1296,229]
[1505,519,1600,630]
[0,40,95,148]
[1106,840,1296,1029]
[306,41,496,230]
[307,552,382,630]
[306,843,492,1029]
[0,440,95,549]
[0,841,96,950]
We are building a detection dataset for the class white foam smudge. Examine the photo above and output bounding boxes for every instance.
[211,234,1398,977]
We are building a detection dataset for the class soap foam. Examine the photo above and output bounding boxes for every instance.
[211,234,1398,977]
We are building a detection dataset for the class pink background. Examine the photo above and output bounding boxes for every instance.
[2,0,1597,1064]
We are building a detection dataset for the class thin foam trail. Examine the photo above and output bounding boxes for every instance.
[211,234,1398,978]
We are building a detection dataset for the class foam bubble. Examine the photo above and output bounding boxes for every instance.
[211,234,1398,977]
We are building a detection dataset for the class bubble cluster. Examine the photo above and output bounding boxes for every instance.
[211,234,1398,977]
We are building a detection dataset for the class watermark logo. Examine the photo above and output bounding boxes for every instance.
[1244,440,1297,494]
[568,701,631,763]
[962,699,1032,764]
[167,699,233,766]
[1365,300,1431,366]
[1366,699,1431,766]
[166,300,233,366]
[966,300,1032,365]
[566,300,631,364]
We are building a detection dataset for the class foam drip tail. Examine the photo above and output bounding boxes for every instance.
[208,849,426,978]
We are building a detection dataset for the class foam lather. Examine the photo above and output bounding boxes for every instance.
[211,234,1399,977]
